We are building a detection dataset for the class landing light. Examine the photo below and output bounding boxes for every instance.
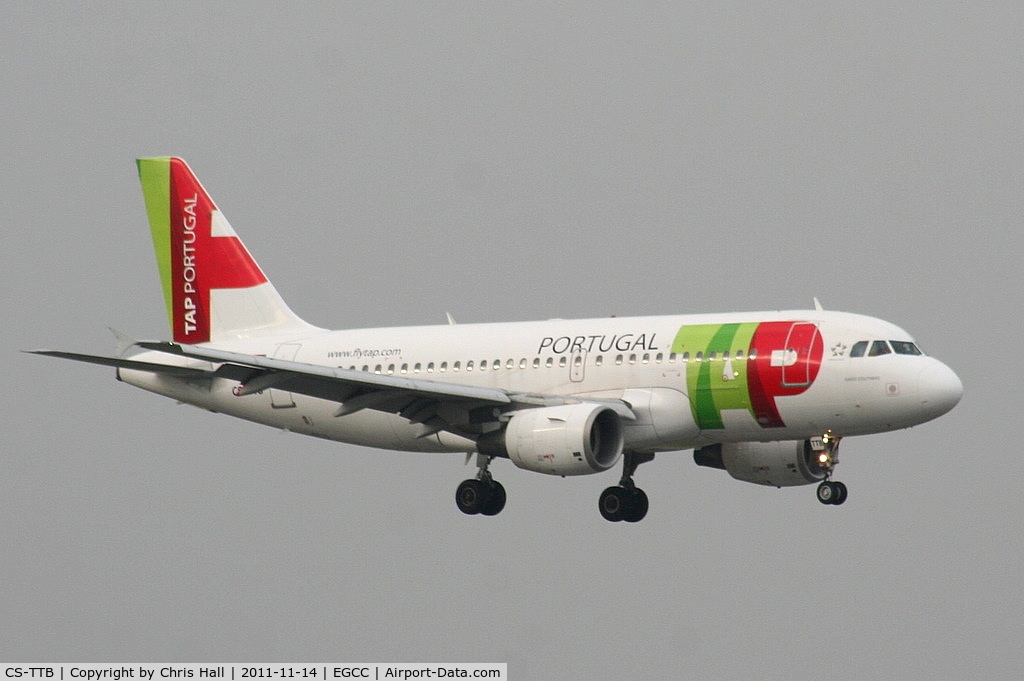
[818,453,830,464]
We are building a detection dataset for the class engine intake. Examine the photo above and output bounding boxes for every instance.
[479,403,624,476]
[694,440,827,487]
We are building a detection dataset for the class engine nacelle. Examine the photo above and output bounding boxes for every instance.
[479,403,624,476]
[693,440,827,487]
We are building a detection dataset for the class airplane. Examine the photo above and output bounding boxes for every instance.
[29,157,963,522]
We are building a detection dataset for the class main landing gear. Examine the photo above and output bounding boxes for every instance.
[456,454,506,516]
[599,452,654,523]
[812,431,847,506]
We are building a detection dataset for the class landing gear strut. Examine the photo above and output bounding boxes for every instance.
[812,431,847,506]
[456,454,506,516]
[599,452,654,522]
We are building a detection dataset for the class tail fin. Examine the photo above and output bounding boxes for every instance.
[137,157,318,344]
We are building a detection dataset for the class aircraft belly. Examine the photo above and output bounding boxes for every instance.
[119,366,213,404]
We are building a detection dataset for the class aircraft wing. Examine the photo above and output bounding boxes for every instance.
[33,342,635,440]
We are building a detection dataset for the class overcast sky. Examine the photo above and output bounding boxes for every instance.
[3,3,1022,679]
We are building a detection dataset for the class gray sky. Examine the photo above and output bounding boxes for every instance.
[3,3,1021,678]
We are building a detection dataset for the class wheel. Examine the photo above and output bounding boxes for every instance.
[816,481,836,505]
[623,487,649,523]
[831,481,848,505]
[599,486,628,522]
[456,479,486,515]
[480,480,506,516]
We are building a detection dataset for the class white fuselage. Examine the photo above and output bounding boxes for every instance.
[118,309,963,456]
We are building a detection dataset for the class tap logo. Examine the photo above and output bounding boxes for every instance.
[673,321,824,429]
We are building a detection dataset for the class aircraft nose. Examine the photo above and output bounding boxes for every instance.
[917,360,963,419]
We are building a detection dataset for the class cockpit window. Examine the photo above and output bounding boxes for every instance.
[850,341,868,358]
[868,340,892,357]
[890,341,922,356]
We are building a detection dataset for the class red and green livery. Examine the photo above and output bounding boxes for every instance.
[138,157,268,344]
[673,321,824,429]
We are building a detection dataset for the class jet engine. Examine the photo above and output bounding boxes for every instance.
[478,403,624,476]
[693,440,828,487]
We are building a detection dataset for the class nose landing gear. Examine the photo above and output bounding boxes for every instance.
[811,431,847,506]
[816,479,848,505]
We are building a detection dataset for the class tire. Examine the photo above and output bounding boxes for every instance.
[456,479,486,515]
[624,487,649,522]
[816,481,835,505]
[599,486,627,522]
[480,480,507,516]
[831,481,848,506]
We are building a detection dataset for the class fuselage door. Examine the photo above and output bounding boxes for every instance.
[270,342,302,408]
[781,323,820,387]
[570,349,586,383]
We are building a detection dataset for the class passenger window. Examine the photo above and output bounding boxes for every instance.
[850,341,868,358]
[696,352,703,362]
[668,352,677,363]
[361,365,369,372]
[748,349,757,360]
[682,352,690,362]
[595,355,604,367]
[466,361,473,371]
[426,363,434,373]
[545,357,554,368]
[628,354,637,365]
[615,354,623,365]
[532,358,540,369]
[438,362,446,372]
[655,352,663,363]
[400,363,408,374]
[735,350,744,360]
[559,357,567,368]
[453,361,460,372]
[506,358,514,370]
[374,364,382,374]
[491,359,500,370]
[573,355,583,367]
[413,363,421,373]
[387,364,395,375]
[709,351,717,361]
[868,340,892,357]
[891,341,923,356]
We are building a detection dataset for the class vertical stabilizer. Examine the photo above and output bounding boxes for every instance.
[137,157,319,344]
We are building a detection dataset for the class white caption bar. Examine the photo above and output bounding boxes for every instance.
[0,666,507,681]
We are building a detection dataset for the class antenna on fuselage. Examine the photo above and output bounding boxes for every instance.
[813,297,824,311]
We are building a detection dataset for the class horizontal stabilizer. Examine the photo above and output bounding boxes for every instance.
[25,349,210,378]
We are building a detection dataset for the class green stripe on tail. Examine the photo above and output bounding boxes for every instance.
[136,158,173,332]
